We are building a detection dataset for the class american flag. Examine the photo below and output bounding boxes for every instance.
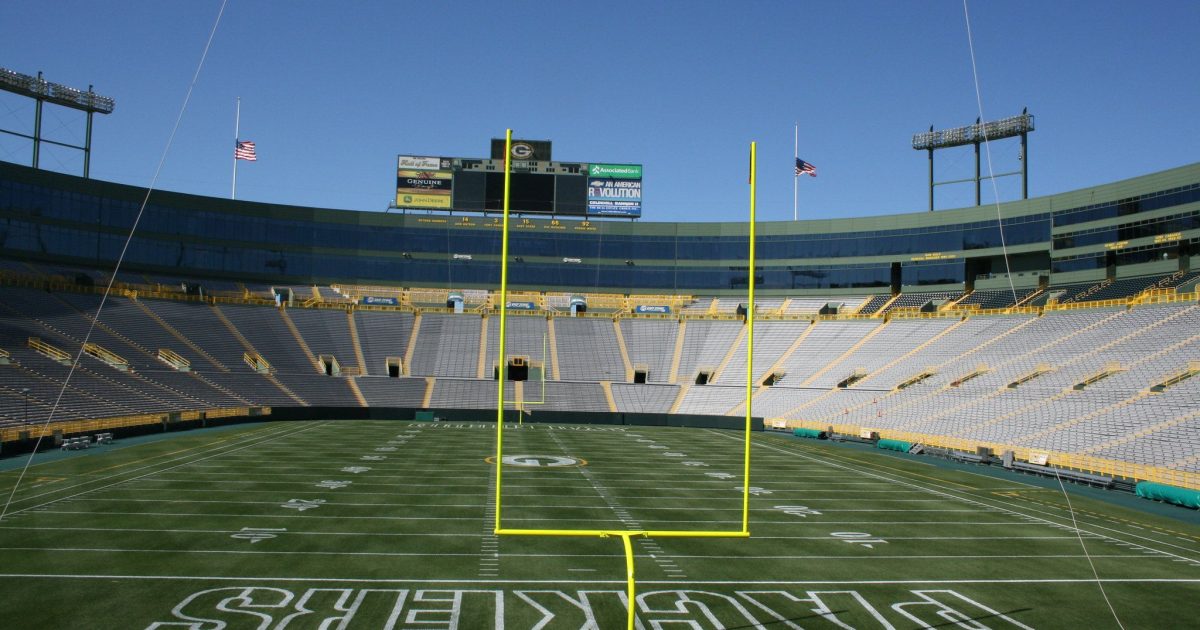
[235,140,257,161]
[795,158,816,177]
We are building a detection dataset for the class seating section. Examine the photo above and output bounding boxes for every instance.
[611,383,679,413]
[408,313,481,378]
[856,294,892,314]
[354,310,413,376]
[619,319,678,384]
[676,320,742,384]
[0,278,1198,479]
[554,318,626,382]
[956,288,1037,310]
[882,291,962,312]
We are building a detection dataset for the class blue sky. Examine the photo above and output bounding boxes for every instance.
[2,1,1197,222]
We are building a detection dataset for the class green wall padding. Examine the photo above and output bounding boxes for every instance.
[1136,481,1200,509]
[876,439,911,452]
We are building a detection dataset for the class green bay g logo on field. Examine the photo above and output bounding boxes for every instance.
[485,454,587,467]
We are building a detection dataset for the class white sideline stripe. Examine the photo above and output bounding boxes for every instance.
[0,525,1088,542]
[0,573,1197,586]
[0,423,322,516]
[0,526,481,538]
[714,431,1200,563]
[3,547,1150,562]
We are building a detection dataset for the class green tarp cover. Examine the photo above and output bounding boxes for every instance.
[876,439,911,452]
[1136,481,1200,509]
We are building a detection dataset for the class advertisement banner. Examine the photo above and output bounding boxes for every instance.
[506,301,537,310]
[635,305,671,314]
[396,192,453,209]
[361,296,399,306]
[588,163,642,179]
[397,170,453,193]
[397,155,444,170]
[588,177,642,217]
[396,168,453,209]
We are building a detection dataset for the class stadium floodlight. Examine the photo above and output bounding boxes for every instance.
[492,130,757,630]
[0,67,115,178]
[913,109,1034,210]
[911,112,1033,150]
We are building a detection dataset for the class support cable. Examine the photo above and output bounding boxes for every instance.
[965,2,1124,627]
[1,0,230,522]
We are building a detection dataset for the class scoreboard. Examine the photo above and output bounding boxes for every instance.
[395,139,642,218]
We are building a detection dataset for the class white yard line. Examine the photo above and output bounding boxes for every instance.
[0,422,324,517]
[708,430,1200,562]
[0,573,1196,586]
[0,546,1156,562]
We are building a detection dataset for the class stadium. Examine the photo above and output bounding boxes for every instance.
[3,4,1200,628]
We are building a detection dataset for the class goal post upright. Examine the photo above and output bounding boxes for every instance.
[493,128,513,534]
[492,135,758,629]
[743,140,756,534]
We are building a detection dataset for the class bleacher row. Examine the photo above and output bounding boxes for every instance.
[0,278,1198,475]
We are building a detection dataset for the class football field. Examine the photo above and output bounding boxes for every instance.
[0,419,1198,629]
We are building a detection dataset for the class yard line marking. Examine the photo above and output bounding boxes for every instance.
[0,422,323,517]
[711,431,1200,563]
[1,573,1198,586]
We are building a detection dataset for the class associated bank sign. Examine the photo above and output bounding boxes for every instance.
[588,163,642,179]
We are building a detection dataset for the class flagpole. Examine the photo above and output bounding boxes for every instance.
[793,122,799,221]
[232,97,240,200]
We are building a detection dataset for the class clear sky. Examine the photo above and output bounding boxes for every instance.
[2,1,1197,222]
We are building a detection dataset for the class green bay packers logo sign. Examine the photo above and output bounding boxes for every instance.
[510,142,535,159]
[485,454,587,467]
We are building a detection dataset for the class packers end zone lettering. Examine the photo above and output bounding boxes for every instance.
[146,587,1035,629]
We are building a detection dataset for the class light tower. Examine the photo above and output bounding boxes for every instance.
[0,67,115,178]
[913,108,1033,211]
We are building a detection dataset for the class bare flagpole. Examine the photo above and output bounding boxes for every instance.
[231,97,240,199]
[793,122,799,221]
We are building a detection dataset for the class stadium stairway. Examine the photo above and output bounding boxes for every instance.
[421,376,435,407]
[211,304,262,361]
[798,319,889,387]
[345,311,368,375]
[1018,391,1149,447]
[777,386,841,420]
[132,298,228,371]
[709,325,747,384]
[600,381,618,412]
[668,319,686,384]
[668,383,690,414]
[546,318,561,380]
[211,304,310,405]
[1,295,228,413]
[476,317,488,379]
[612,320,634,382]
[757,320,816,386]
[403,313,420,376]
[277,308,320,372]
[855,317,969,388]
[263,373,308,406]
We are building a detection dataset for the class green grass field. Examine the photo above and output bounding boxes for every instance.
[1,419,1198,629]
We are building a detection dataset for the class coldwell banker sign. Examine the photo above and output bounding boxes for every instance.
[587,163,642,217]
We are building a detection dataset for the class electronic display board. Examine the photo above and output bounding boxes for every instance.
[395,144,641,217]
